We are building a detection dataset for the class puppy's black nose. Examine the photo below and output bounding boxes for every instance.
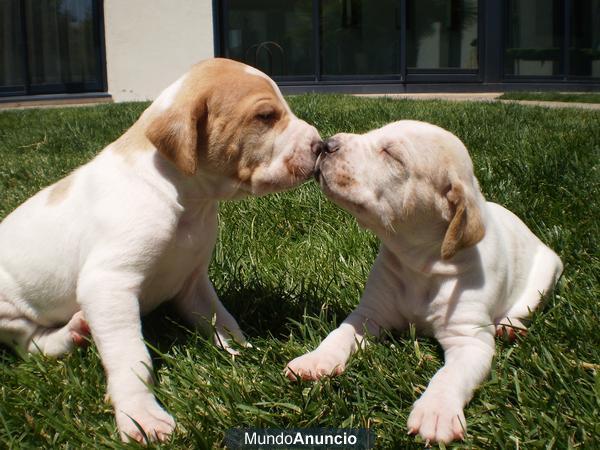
[311,140,326,156]
[324,138,340,154]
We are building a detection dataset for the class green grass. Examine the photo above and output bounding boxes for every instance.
[499,91,600,104]
[0,96,599,449]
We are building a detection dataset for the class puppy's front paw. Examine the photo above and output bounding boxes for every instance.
[285,351,345,381]
[407,392,466,444]
[116,398,175,443]
[213,329,251,356]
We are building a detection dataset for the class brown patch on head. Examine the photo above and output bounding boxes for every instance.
[47,173,75,205]
[146,100,207,176]
[142,58,292,179]
[440,180,485,259]
[334,172,357,189]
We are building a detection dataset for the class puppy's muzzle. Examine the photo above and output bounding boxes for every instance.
[314,138,340,181]
[311,140,326,156]
[323,138,341,154]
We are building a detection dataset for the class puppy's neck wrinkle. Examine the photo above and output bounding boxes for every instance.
[381,234,477,278]
[379,199,490,278]
[151,151,240,205]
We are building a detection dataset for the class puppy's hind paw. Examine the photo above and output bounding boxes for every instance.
[495,318,527,342]
[68,311,91,347]
[27,311,92,357]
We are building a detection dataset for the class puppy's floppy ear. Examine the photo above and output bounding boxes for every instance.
[441,180,485,260]
[146,97,207,176]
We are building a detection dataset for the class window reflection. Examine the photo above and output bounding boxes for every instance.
[0,0,25,89]
[407,0,478,70]
[226,0,314,77]
[25,0,100,88]
[570,0,600,77]
[505,0,562,76]
[320,0,401,76]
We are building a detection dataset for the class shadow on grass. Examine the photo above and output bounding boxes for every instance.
[0,276,342,367]
[141,276,346,358]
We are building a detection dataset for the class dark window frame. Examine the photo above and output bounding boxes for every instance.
[0,0,107,98]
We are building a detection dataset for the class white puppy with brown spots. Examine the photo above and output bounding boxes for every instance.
[286,121,563,444]
[0,58,322,443]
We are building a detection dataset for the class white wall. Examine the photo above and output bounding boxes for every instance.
[103,0,214,102]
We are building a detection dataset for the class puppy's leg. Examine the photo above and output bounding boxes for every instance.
[0,300,89,357]
[407,328,495,444]
[286,246,403,381]
[78,273,175,443]
[285,308,381,381]
[174,272,247,355]
[27,311,90,356]
[496,246,563,340]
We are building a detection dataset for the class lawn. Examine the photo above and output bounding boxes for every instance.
[499,91,600,104]
[0,96,599,449]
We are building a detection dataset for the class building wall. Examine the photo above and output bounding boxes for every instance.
[103,0,214,102]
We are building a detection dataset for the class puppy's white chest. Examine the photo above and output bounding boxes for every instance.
[394,277,437,329]
[382,261,454,334]
[139,204,218,312]
[174,212,215,248]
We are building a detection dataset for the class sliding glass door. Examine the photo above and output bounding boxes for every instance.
[570,0,600,78]
[504,0,600,80]
[0,0,26,94]
[320,0,402,78]
[217,0,598,85]
[224,0,314,78]
[407,0,479,71]
[219,0,480,83]
[504,0,562,77]
[0,0,104,97]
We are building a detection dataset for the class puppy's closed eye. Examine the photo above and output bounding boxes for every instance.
[255,109,278,123]
[381,147,405,167]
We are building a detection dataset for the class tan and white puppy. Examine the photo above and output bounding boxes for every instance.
[286,121,563,444]
[0,58,322,442]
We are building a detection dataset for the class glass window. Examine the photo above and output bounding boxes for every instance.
[320,0,401,76]
[25,0,102,90]
[0,0,103,96]
[225,0,314,77]
[570,0,600,77]
[0,0,25,91]
[407,0,478,70]
[505,0,562,76]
